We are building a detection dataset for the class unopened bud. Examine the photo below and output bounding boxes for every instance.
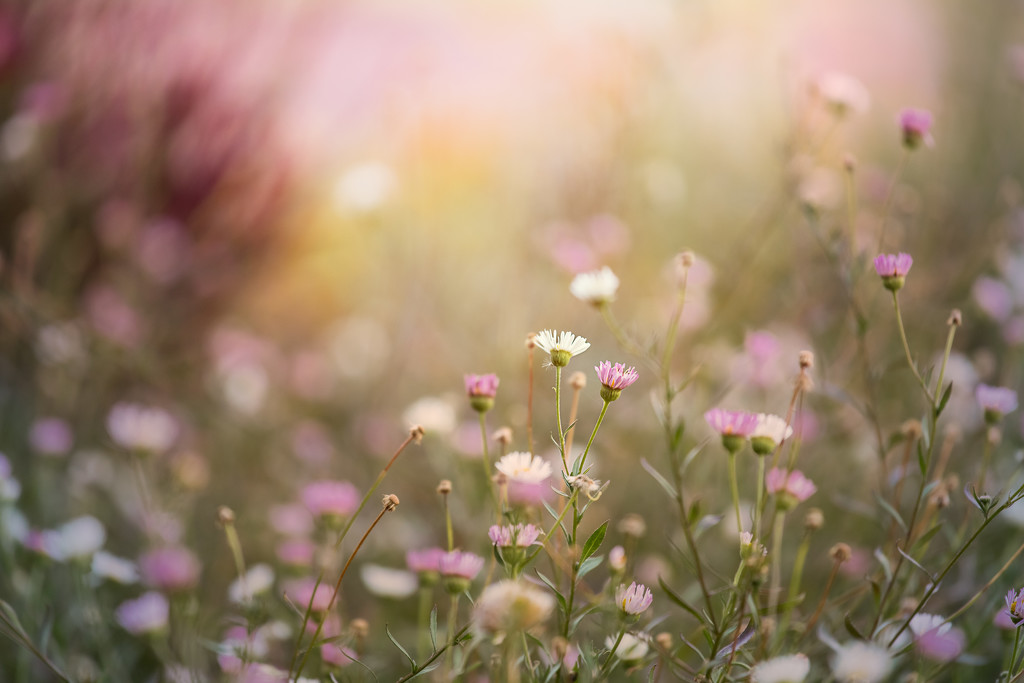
[947,309,962,327]
[382,494,400,511]
[901,420,922,439]
[526,333,537,350]
[799,350,814,370]
[988,426,1003,446]
[804,508,824,531]
[679,250,696,268]
[570,371,587,390]
[350,618,369,639]
[437,480,452,495]
[843,154,857,172]
[217,506,235,526]
[617,514,647,538]
[492,471,508,487]
[830,543,852,563]
[655,632,672,650]
[410,425,425,444]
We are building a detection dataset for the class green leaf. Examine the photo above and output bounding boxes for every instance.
[874,548,893,583]
[429,606,438,651]
[873,493,907,533]
[535,571,567,613]
[385,624,416,668]
[844,614,864,640]
[577,555,603,580]
[936,382,953,416]
[917,441,927,476]
[910,523,943,553]
[896,546,934,581]
[580,521,609,562]
[658,576,704,623]
[640,458,677,498]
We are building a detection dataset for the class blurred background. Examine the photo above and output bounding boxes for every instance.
[2,0,1024,678]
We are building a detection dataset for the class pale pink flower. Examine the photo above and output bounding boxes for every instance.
[406,547,446,574]
[115,592,169,634]
[283,577,333,613]
[488,524,541,547]
[276,539,315,567]
[704,409,758,437]
[873,252,914,278]
[765,468,816,509]
[29,418,73,456]
[899,108,934,148]
[595,361,639,391]
[301,480,359,519]
[439,551,484,580]
[616,581,653,615]
[321,643,357,668]
[976,384,1018,422]
[464,373,500,398]
[139,547,200,591]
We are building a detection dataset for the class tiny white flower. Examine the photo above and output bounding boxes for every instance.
[752,414,794,443]
[92,551,139,584]
[228,563,276,603]
[57,515,106,560]
[496,452,552,484]
[750,653,810,683]
[360,564,418,599]
[570,267,620,306]
[533,330,590,367]
[831,641,891,683]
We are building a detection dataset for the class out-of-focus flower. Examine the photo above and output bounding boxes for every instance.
[283,577,333,614]
[874,253,914,292]
[440,550,484,594]
[91,551,139,584]
[406,547,445,575]
[269,503,314,537]
[533,330,591,367]
[750,414,793,456]
[228,564,275,604]
[496,452,552,484]
[332,161,396,213]
[106,403,179,454]
[705,408,757,453]
[750,653,810,683]
[797,166,842,213]
[402,397,457,435]
[973,276,1014,321]
[360,564,418,599]
[56,516,106,561]
[739,531,767,561]
[766,469,816,510]
[831,641,891,683]
[276,539,315,568]
[321,643,358,669]
[139,546,200,591]
[616,582,653,615]
[473,580,554,635]
[899,108,934,149]
[817,72,870,116]
[29,418,73,457]
[606,632,649,662]
[488,523,541,547]
[570,267,620,306]
[301,481,359,522]
[116,592,169,635]
[595,361,638,402]
[465,374,499,413]
[909,614,964,662]
[609,546,626,572]
[976,384,1018,424]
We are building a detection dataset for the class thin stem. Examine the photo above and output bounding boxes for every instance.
[294,503,395,680]
[395,624,473,683]
[769,511,786,619]
[800,559,842,640]
[979,436,994,491]
[946,538,1024,623]
[479,412,498,508]
[565,380,583,458]
[934,323,958,400]
[891,292,935,406]
[555,366,566,471]
[598,626,626,678]
[576,400,610,474]
[221,521,248,602]
[1010,628,1024,683]
[660,274,689,379]
[416,587,433,660]
[527,339,535,455]
[443,492,454,552]
[524,491,579,567]
[727,452,743,537]
[754,456,766,540]
[446,594,460,675]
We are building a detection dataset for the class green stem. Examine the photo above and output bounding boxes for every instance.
[754,456,766,539]
[933,323,958,400]
[979,437,993,492]
[416,587,433,660]
[576,400,610,474]
[1009,627,1023,682]
[598,626,627,678]
[395,624,473,683]
[892,292,935,405]
[728,452,743,537]
[946,538,1024,623]
[555,366,566,471]
[660,276,688,378]
[524,491,578,567]
[480,412,497,507]
[769,511,786,620]
[446,594,460,675]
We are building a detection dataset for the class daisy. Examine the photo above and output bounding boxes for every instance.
[496,452,552,484]
[533,329,591,367]
[570,267,619,306]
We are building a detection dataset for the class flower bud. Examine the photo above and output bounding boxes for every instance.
[830,543,852,563]
[804,508,824,531]
[570,371,587,390]
[382,494,400,511]
[437,480,452,495]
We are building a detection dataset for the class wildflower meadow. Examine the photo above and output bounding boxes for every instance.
[2,1,1024,682]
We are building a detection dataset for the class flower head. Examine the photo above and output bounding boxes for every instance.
[301,481,359,522]
[533,330,590,367]
[831,641,892,683]
[909,614,964,662]
[750,414,794,456]
[1006,588,1024,624]
[406,547,446,586]
[766,468,816,510]
[115,592,169,635]
[874,253,914,291]
[750,653,810,683]
[616,581,653,615]
[976,384,1018,424]
[595,361,639,401]
[473,580,554,635]
[704,408,758,453]
[106,403,179,454]
[440,550,485,594]
[570,267,620,306]
[496,452,552,484]
[488,523,541,548]
[464,374,499,412]
[606,632,649,662]
[818,72,870,117]
[899,108,934,149]
[139,546,200,592]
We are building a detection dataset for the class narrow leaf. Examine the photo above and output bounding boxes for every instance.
[577,555,603,580]
[937,382,953,416]
[581,521,609,562]
[641,459,677,498]
[896,546,934,581]
[429,606,438,651]
[385,624,416,668]
[844,614,864,640]
[873,493,907,533]
[658,577,704,622]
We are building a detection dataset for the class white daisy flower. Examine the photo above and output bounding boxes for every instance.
[606,632,648,662]
[533,330,591,367]
[570,267,619,306]
[750,653,810,683]
[750,413,794,455]
[831,641,891,683]
[495,452,552,484]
